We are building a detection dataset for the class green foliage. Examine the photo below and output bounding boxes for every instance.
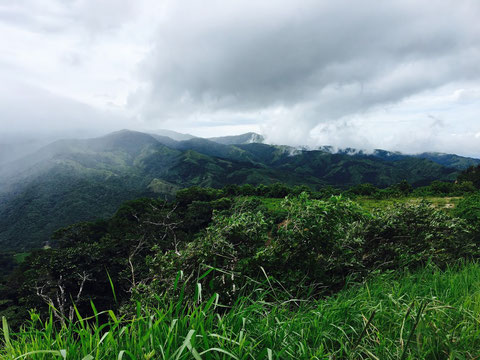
[458,165,480,188]
[363,201,477,270]
[347,183,380,196]
[141,192,480,304]
[0,253,17,275]
[258,194,368,293]
[395,179,413,195]
[0,170,152,251]
[0,197,186,327]
[413,180,477,197]
[147,204,271,303]
[454,193,480,225]
[175,186,223,206]
[2,130,480,356]
[2,263,480,359]
[2,184,480,332]
[0,130,462,251]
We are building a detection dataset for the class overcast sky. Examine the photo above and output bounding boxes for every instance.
[1,0,480,156]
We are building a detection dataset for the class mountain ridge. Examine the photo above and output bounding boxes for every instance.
[0,128,471,251]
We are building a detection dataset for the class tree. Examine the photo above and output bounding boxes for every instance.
[35,271,92,326]
[458,165,480,189]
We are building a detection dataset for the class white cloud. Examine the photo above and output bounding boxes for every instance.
[1,0,480,157]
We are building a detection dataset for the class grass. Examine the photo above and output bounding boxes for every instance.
[258,197,283,211]
[13,252,29,264]
[353,196,463,213]
[260,196,463,215]
[2,262,480,359]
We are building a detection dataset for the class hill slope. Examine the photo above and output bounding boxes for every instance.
[0,130,463,250]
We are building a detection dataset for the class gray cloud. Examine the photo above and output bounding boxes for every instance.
[1,0,480,157]
[134,0,480,128]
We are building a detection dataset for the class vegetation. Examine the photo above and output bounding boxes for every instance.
[1,180,479,317]
[2,263,480,359]
[457,164,480,189]
[1,138,480,357]
[0,130,463,251]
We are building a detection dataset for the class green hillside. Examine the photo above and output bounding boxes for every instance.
[414,152,480,170]
[0,130,467,251]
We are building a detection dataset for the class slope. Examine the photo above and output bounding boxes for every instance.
[0,129,463,251]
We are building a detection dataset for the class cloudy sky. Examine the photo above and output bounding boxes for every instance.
[1,0,480,156]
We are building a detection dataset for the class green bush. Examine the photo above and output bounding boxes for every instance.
[454,193,480,225]
[147,194,480,301]
[363,201,477,270]
[4,186,480,327]
[147,205,271,303]
[413,181,477,197]
[257,193,368,294]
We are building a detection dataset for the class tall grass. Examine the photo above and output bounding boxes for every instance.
[2,262,480,359]
[355,196,463,212]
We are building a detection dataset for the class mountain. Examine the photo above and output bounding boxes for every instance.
[0,129,463,251]
[413,152,480,170]
[151,129,196,141]
[316,147,480,171]
[208,132,264,145]
[0,130,176,250]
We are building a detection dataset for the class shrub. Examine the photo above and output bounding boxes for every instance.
[256,193,369,294]
[146,194,480,302]
[454,193,480,225]
[147,205,271,303]
[363,201,478,270]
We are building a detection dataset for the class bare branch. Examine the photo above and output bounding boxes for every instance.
[35,272,92,326]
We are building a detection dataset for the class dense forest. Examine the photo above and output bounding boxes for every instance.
[1,167,480,358]
[1,130,476,252]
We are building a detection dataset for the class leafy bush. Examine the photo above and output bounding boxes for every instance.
[146,204,271,303]
[148,194,480,301]
[3,186,480,326]
[454,193,480,225]
[347,183,380,196]
[458,165,480,188]
[363,201,477,270]
[413,180,477,197]
[256,194,369,294]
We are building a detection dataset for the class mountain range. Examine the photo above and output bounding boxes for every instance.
[0,129,478,251]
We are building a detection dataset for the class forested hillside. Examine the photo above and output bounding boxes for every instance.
[0,130,467,251]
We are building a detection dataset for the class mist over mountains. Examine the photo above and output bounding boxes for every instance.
[0,128,478,251]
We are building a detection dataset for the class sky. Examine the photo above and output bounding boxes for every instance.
[1,0,480,156]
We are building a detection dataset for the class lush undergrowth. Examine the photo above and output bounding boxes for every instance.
[355,196,463,212]
[2,184,480,358]
[2,262,480,359]
[261,195,464,213]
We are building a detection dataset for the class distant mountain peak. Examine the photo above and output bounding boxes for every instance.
[208,132,264,145]
[88,129,160,155]
[151,129,196,142]
[99,129,157,140]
